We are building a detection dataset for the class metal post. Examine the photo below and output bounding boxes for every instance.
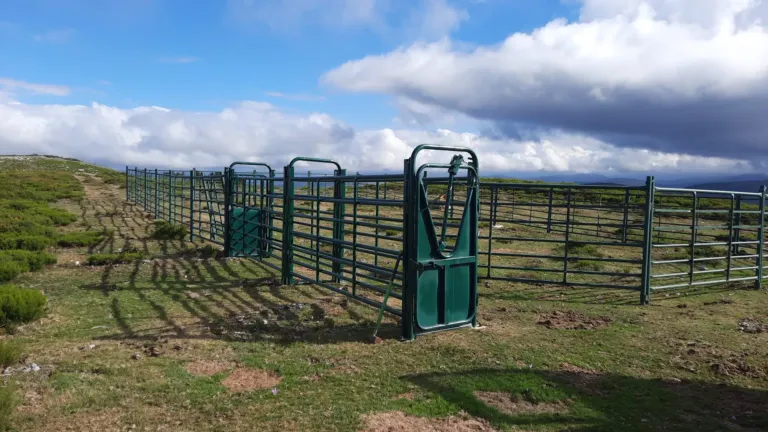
[689,192,698,286]
[756,185,766,289]
[223,168,232,256]
[401,158,414,341]
[486,186,496,278]
[726,194,735,281]
[190,169,195,242]
[733,195,742,255]
[332,169,347,283]
[563,188,572,284]
[281,164,295,285]
[154,169,159,218]
[134,167,138,204]
[640,176,655,304]
[622,188,630,243]
[546,188,553,233]
[125,166,129,201]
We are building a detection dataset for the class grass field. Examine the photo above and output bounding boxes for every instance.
[1,156,767,431]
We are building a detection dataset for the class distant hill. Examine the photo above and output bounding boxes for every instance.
[685,179,768,193]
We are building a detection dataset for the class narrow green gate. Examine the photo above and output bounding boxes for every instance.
[402,145,480,340]
[225,162,275,258]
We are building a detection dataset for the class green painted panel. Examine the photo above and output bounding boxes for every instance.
[229,207,262,256]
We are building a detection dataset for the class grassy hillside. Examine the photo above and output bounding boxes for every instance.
[0,155,766,432]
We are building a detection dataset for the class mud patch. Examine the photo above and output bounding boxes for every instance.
[360,411,497,432]
[536,311,612,330]
[210,303,328,342]
[221,367,281,392]
[185,360,232,377]
[474,391,569,416]
[738,318,767,334]
[711,359,766,378]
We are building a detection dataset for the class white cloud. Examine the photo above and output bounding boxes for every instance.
[34,28,76,43]
[0,99,753,174]
[0,78,71,96]
[322,0,768,160]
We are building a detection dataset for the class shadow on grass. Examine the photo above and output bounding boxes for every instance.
[405,367,768,432]
[81,254,401,345]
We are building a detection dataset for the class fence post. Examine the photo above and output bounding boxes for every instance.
[190,169,195,242]
[401,157,414,341]
[546,188,553,233]
[133,167,138,204]
[154,169,159,218]
[281,164,295,285]
[733,195,742,255]
[332,168,347,283]
[223,168,232,256]
[640,176,656,304]
[124,166,129,201]
[622,188,630,243]
[756,185,766,289]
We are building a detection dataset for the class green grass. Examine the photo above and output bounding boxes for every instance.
[0,251,57,282]
[56,229,112,247]
[150,221,188,240]
[0,341,21,368]
[0,284,47,328]
[86,251,145,266]
[0,384,16,432]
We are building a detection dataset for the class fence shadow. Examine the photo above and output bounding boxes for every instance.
[405,367,768,431]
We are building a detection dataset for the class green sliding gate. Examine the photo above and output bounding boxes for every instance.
[402,145,480,339]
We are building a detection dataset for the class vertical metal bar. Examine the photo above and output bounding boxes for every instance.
[352,177,359,296]
[190,169,195,242]
[689,192,698,286]
[169,171,174,225]
[133,167,138,204]
[315,178,321,282]
[486,186,496,278]
[332,169,347,283]
[726,194,734,281]
[756,185,766,289]
[223,168,232,256]
[733,195,742,256]
[375,181,380,269]
[125,166,129,201]
[546,188,553,233]
[143,168,148,210]
[640,176,655,304]
[401,157,414,341]
[281,165,295,285]
[154,169,158,218]
[563,188,572,284]
[622,188,630,243]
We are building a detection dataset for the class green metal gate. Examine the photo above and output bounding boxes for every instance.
[225,162,275,258]
[402,145,480,340]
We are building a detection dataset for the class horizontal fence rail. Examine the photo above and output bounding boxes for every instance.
[127,165,768,306]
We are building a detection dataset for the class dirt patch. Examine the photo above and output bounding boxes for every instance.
[536,311,612,330]
[711,359,766,378]
[738,318,767,334]
[703,299,734,306]
[221,367,281,392]
[393,391,416,400]
[185,360,233,377]
[360,411,498,432]
[474,391,569,416]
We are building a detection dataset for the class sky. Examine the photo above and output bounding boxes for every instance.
[1,0,767,176]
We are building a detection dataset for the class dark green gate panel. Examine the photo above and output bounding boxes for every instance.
[403,145,480,340]
[229,207,263,256]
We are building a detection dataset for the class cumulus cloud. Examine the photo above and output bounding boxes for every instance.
[323,0,768,161]
[0,98,752,174]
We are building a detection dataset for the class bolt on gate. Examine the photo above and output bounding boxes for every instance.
[126,148,768,339]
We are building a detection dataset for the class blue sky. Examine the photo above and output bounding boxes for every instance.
[1,0,766,175]
[0,0,574,120]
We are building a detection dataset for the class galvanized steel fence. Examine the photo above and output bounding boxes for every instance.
[127,165,768,307]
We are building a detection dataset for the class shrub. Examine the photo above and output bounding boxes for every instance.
[0,235,53,251]
[0,251,56,281]
[0,384,16,431]
[57,229,112,247]
[151,221,188,240]
[0,285,47,327]
[86,251,144,266]
[0,341,21,368]
[197,245,219,259]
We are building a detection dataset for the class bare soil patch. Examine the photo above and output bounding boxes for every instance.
[185,360,232,377]
[738,318,767,334]
[474,391,569,416]
[360,411,498,432]
[536,311,612,330]
[221,367,281,392]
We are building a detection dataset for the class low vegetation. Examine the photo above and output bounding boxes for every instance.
[56,229,112,247]
[150,220,188,240]
[0,284,47,328]
[86,251,145,266]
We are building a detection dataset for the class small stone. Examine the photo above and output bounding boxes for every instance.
[131,352,141,360]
